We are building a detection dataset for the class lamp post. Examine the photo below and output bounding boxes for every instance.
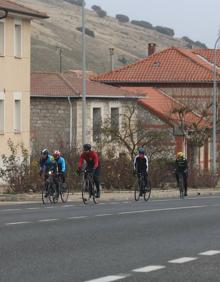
[82,0,87,145]
[212,35,220,174]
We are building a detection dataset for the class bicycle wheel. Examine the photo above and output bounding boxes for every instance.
[179,174,184,199]
[92,183,99,204]
[82,179,91,204]
[42,182,51,204]
[134,180,140,201]
[60,182,69,203]
[144,180,151,202]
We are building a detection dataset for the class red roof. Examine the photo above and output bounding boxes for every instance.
[0,0,48,18]
[31,73,78,97]
[92,47,220,83]
[193,49,220,67]
[31,72,142,98]
[122,87,207,127]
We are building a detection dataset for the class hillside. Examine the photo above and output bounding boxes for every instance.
[16,0,204,73]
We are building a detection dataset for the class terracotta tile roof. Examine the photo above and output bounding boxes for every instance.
[192,49,220,67]
[0,0,48,18]
[63,72,142,98]
[92,47,220,83]
[31,73,78,97]
[122,87,207,127]
[31,72,143,98]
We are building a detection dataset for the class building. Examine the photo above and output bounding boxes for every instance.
[0,1,48,160]
[92,46,219,169]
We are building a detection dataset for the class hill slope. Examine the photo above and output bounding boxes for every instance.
[16,0,203,73]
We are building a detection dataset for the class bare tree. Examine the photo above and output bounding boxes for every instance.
[101,103,174,160]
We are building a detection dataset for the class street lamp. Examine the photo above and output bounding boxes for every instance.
[212,35,220,174]
[82,0,87,145]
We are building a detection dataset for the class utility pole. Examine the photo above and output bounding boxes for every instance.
[82,0,87,145]
[109,47,114,71]
[56,47,63,73]
[212,35,220,174]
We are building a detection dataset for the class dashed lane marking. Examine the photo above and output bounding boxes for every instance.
[168,257,198,264]
[27,208,40,210]
[6,221,30,225]
[38,219,59,222]
[84,275,129,282]
[199,250,220,256]
[118,205,207,215]
[0,209,21,212]
[68,216,89,220]
[95,214,113,217]
[133,265,166,273]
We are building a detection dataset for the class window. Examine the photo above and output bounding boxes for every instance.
[0,97,4,133]
[0,21,4,56]
[14,21,22,57]
[93,108,102,142]
[111,108,119,138]
[14,99,21,132]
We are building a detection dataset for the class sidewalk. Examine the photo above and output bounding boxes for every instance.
[0,188,220,205]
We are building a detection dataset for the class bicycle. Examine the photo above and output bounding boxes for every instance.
[81,169,99,204]
[42,171,69,204]
[134,172,151,202]
[53,173,69,203]
[41,170,57,204]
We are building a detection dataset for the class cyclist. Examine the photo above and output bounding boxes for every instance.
[39,149,56,197]
[53,150,66,198]
[77,144,100,198]
[39,149,55,176]
[133,147,149,196]
[53,150,66,181]
[175,152,188,196]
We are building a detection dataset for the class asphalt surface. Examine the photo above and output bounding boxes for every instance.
[0,195,220,282]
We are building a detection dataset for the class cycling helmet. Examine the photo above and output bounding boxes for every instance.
[177,152,184,158]
[83,144,91,151]
[41,148,49,156]
[138,147,145,154]
[53,150,61,159]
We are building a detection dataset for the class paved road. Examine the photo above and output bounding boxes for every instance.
[0,196,220,282]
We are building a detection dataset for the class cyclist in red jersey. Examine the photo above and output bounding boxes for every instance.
[77,144,100,198]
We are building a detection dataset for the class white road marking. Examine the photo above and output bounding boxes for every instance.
[45,206,55,209]
[38,219,58,222]
[62,205,75,208]
[68,216,89,220]
[168,257,197,264]
[1,209,21,212]
[199,250,220,256]
[118,205,207,215]
[133,265,166,273]
[27,207,39,210]
[85,275,128,282]
[6,221,30,225]
[95,214,113,217]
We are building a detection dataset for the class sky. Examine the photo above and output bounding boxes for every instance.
[85,0,220,48]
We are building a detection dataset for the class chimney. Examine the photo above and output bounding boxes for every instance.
[148,43,156,56]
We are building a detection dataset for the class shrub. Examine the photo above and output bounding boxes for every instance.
[155,25,175,37]
[131,20,153,29]
[64,0,85,6]
[0,139,30,193]
[182,36,194,44]
[96,9,107,18]
[91,5,107,17]
[116,14,130,23]
[76,26,95,38]
[194,41,207,49]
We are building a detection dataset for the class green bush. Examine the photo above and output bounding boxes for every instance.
[131,20,153,29]
[155,25,175,37]
[76,26,95,38]
[64,0,85,6]
[116,14,130,23]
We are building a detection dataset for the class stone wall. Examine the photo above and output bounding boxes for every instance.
[30,98,77,154]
